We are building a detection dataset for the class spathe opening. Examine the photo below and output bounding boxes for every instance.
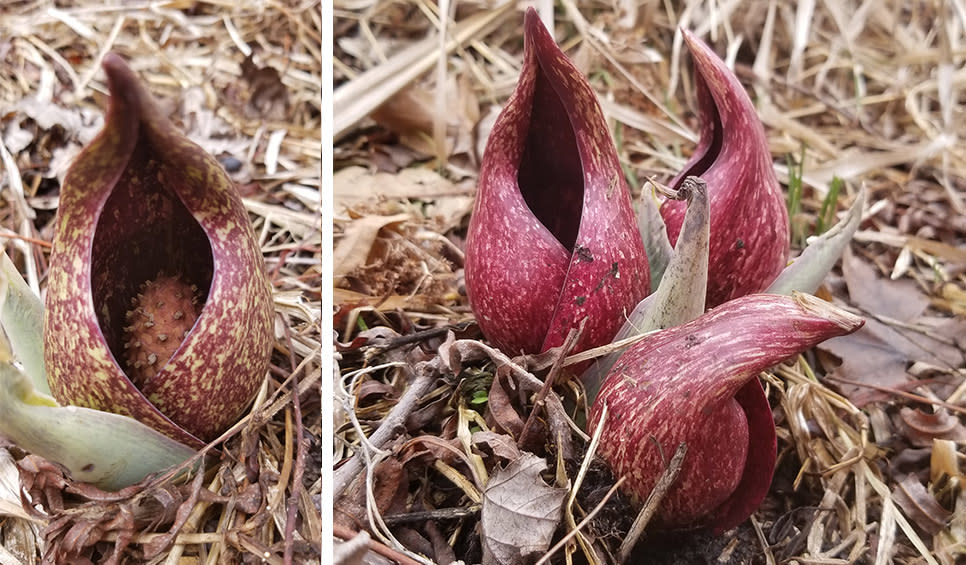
[675,77,724,187]
[90,138,214,383]
[517,62,584,253]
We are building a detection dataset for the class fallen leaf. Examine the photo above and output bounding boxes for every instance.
[842,248,928,320]
[19,458,211,563]
[239,53,289,120]
[176,86,251,177]
[333,289,423,327]
[334,166,474,230]
[899,407,966,446]
[371,457,408,516]
[12,96,103,146]
[891,474,952,535]
[485,371,526,439]
[820,250,966,405]
[404,394,450,434]
[394,527,434,560]
[399,435,463,468]
[356,379,397,405]
[334,325,402,351]
[480,452,566,565]
[333,212,410,279]
[425,520,457,565]
[334,451,409,532]
[369,76,479,159]
[472,431,522,463]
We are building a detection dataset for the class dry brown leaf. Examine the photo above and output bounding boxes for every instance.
[472,431,522,463]
[480,453,567,565]
[369,76,478,159]
[899,407,966,446]
[176,87,251,175]
[485,371,526,439]
[333,213,410,279]
[892,474,952,536]
[11,97,103,146]
[820,250,965,405]
[239,53,289,121]
[843,249,929,320]
[399,435,464,468]
[334,166,474,230]
[18,457,213,564]
[356,379,397,405]
[334,453,409,533]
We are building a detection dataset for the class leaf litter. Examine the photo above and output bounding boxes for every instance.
[820,248,966,406]
[334,0,966,563]
[480,454,567,565]
[0,1,321,563]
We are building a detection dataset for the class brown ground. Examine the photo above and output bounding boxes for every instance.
[0,1,321,563]
[335,1,965,564]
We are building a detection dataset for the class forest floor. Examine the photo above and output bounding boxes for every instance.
[0,1,322,563]
[334,1,965,564]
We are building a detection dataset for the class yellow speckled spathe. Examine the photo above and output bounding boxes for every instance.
[44,53,274,447]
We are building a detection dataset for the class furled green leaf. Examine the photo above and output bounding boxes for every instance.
[767,187,866,296]
[582,177,709,399]
[0,250,196,490]
[0,252,47,394]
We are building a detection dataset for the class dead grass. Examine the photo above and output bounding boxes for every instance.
[0,1,321,563]
[333,1,966,564]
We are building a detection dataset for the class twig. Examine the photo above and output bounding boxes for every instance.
[617,442,688,562]
[562,329,657,368]
[750,515,777,565]
[382,504,481,525]
[348,321,474,354]
[535,477,626,565]
[333,525,425,565]
[519,324,582,449]
[282,322,307,565]
[333,362,433,498]
[562,402,609,562]
[824,375,966,415]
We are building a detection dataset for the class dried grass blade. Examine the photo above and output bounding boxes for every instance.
[333,3,513,139]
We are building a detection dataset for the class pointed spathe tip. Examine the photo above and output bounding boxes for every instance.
[678,29,728,80]
[100,52,153,122]
[679,28,709,59]
[101,52,126,72]
[101,52,138,92]
[523,6,555,48]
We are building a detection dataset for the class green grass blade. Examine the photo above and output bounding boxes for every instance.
[816,176,844,234]
[786,148,807,247]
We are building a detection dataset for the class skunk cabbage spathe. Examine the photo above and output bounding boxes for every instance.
[43,54,275,448]
[588,293,863,532]
[464,8,649,358]
[661,30,790,308]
